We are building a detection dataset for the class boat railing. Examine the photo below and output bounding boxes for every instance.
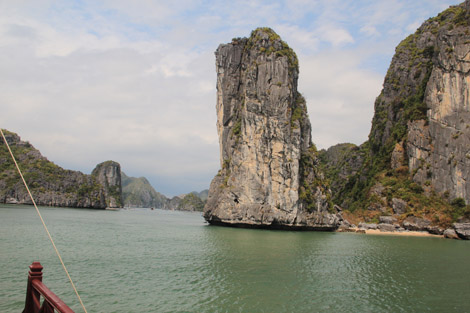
[22,262,75,313]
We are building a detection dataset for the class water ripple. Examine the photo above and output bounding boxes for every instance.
[1,206,469,312]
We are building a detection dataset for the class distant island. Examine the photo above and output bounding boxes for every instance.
[0,129,122,209]
[122,172,207,211]
[0,129,207,212]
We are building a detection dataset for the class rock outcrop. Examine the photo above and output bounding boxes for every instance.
[92,161,123,208]
[370,1,470,203]
[406,3,470,202]
[204,28,340,230]
[319,2,470,237]
[0,129,123,209]
[453,222,470,239]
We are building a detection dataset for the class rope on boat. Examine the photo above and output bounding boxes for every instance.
[1,128,88,313]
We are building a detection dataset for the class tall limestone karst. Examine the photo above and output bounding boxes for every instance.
[92,161,123,208]
[0,129,123,209]
[204,28,340,230]
[320,1,470,227]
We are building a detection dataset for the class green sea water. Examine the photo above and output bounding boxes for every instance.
[1,204,469,313]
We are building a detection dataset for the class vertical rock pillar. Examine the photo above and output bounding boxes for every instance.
[203,28,340,230]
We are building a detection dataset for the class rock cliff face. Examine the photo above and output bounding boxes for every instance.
[92,161,123,208]
[406,3,470,202]
[371,1,470,202]
[204,28,340,230]
[0,129,123,209]
[319,1,470,230]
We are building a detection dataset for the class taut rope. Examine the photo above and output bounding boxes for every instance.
[0,128,88,313]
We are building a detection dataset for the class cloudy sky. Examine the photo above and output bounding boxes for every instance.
[0,0,459,196]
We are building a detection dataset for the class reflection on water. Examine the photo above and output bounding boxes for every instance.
[1,205,469,312]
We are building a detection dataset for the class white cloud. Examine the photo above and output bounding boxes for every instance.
[275,24,319,53]
[319,25,354,46]
[297,50,383,149]
[360,25,380,37]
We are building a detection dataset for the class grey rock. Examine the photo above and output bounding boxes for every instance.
[379,216,397,224]
[358,223,378,230]
[453,223,470,240]
[425,225,444,235]
[378,223,396,232]
[367,202,387,213]
[405,2,470,203]
[337,223,353,232]
[443,228,460,239]
[392,198,408,215]
[339,219,350,227]
[92,161,122,208]
[402,216,432,231]
[203,28,340,230]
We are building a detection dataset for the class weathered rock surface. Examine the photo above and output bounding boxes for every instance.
[426,225,444,235]
[204,28,340,230]
[92,161,122,208]
[444,228,460,239]
[378,223,396,232]
[402,216,432,231]
[406,2,470,202]
[453,222,470,239]
[379,216,397,224]
[319,2,470,237]
[0,129,122,209]
[392,198,408,215]
[358,223,378,230]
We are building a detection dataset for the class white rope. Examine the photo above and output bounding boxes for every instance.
[1,128,88,313]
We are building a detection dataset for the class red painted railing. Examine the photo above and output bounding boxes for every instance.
[22,262,75,313]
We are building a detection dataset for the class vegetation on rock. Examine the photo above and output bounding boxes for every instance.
[318,2,470,229]
[0,129,119,208]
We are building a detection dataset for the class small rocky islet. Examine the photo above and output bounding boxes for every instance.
[2,1,470,239]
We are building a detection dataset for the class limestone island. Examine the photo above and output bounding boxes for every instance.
[203,28,342,230]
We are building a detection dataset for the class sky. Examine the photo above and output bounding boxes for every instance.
[0,0,460,197]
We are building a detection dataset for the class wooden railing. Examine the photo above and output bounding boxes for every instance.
[22,262,75,313]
